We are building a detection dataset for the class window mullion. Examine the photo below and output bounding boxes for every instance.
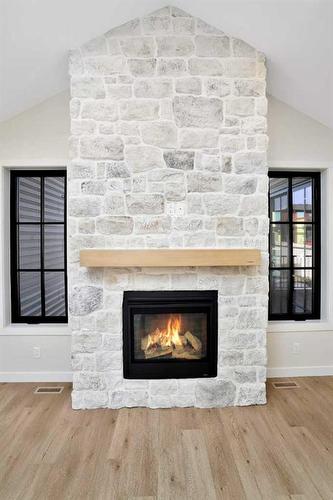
[288,176,294,318]
[40,175,46,318]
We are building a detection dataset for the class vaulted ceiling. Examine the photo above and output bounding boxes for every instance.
[1,0,332,128]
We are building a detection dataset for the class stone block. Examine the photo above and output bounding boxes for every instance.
[163,150,194,170]
[225,98,255,116]
[223,59,256,77]
[196,18,224,35]
[217,217,243,236]
[72,332,103,353]
[110,391,149,408]
[224,175,257,194]
[119,99,159,121]
[105,161,130,178]
[135,216,171,234]
[233,367,257,384]
[195,35,230,57]
[73,372,106,391]
[157,58,187,76]
[106,84,132,99]
[69,161,95,179]
[156,36,194,56]
[71,76,105,98]
[125,145,164,172]
[70,286,103,316]
[172,17,195,34]
[234,152,267,174]
[173,217,203,231]
[187,172,222,192]
[69,196,101,217]
[103,193,125,214]
[234,79,265,96]
[85,55,126,75]
[150,380,178,395]
[142,16,171,34]
[184,231,215,247]
[96,216,133,234]
[203,193,240,215]
[81,136,124,160]
[241,116,267,135]
[128,58,156,76]
[205,78,230,97]
[236,383,266,406]
[81,100,117,121]
[69,49,83,75]
[188,57,224,76]
[96,351,122,371]
[81,181,107,196]
[195,380,236,407]
[165,182,186,201]
[106,18,141,37]
[141,121,178,148]
[220,136,246,153]
[134,78,172,98]
[244,348,267,366]
[232,38,256,57]
[126,194,164,214]
[239,195,267,215]
[107,39,121,55]
[175,77,201,95]
[237,309,267,330]
[179,129,219,148]
[173,96,223,128]
[120,37,155,57]
[148,169,184,183]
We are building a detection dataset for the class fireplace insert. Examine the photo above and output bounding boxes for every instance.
[123,291,218,379]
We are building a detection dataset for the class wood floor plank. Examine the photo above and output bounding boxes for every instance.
[0,379,333,499]
[181,429,217,500]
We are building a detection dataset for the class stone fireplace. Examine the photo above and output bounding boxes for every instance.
[68,6,269,409]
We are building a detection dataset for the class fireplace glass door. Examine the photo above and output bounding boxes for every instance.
[123,291,217,379]
[134,312,207,361]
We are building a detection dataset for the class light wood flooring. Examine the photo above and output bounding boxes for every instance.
[1,377,333,499]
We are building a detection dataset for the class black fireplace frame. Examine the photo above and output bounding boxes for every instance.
[123,290,218,379]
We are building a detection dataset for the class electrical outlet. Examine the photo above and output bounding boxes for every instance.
[32,346,41,359]
[292,342,301,355]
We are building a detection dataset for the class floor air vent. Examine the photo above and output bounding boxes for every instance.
[34,386,64,394]
[272,380,299,389]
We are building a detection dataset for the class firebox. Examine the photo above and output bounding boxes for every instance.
[123,291,218,379]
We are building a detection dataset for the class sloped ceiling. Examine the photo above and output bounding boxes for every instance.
[1,0,332,128]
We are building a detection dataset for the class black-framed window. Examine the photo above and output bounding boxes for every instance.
[269,172,320,320]
[10,170,68,323]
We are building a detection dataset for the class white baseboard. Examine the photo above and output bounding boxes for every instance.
[0,371,73,382]
[267,366,333,378]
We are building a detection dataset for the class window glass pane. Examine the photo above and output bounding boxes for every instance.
[17,177,40,222]
[44,272,66,316]
[270,224,290,268]
[292,177,312,222]
[44,225,64,269]
[293,224,313,268]
[19,272,41,316]
[44,176,65,222]
[269,270,290,315]
[270,178,289,222]
[17,225,40,269]
[293,270,313,315]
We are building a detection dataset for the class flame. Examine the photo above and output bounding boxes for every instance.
[146,314,183,350]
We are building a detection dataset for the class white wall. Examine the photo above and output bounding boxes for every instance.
[1,90,333,381]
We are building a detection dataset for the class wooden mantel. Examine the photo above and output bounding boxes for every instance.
[80,249,261,268]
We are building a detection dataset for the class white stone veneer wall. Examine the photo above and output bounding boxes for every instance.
[68,6,269,409]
